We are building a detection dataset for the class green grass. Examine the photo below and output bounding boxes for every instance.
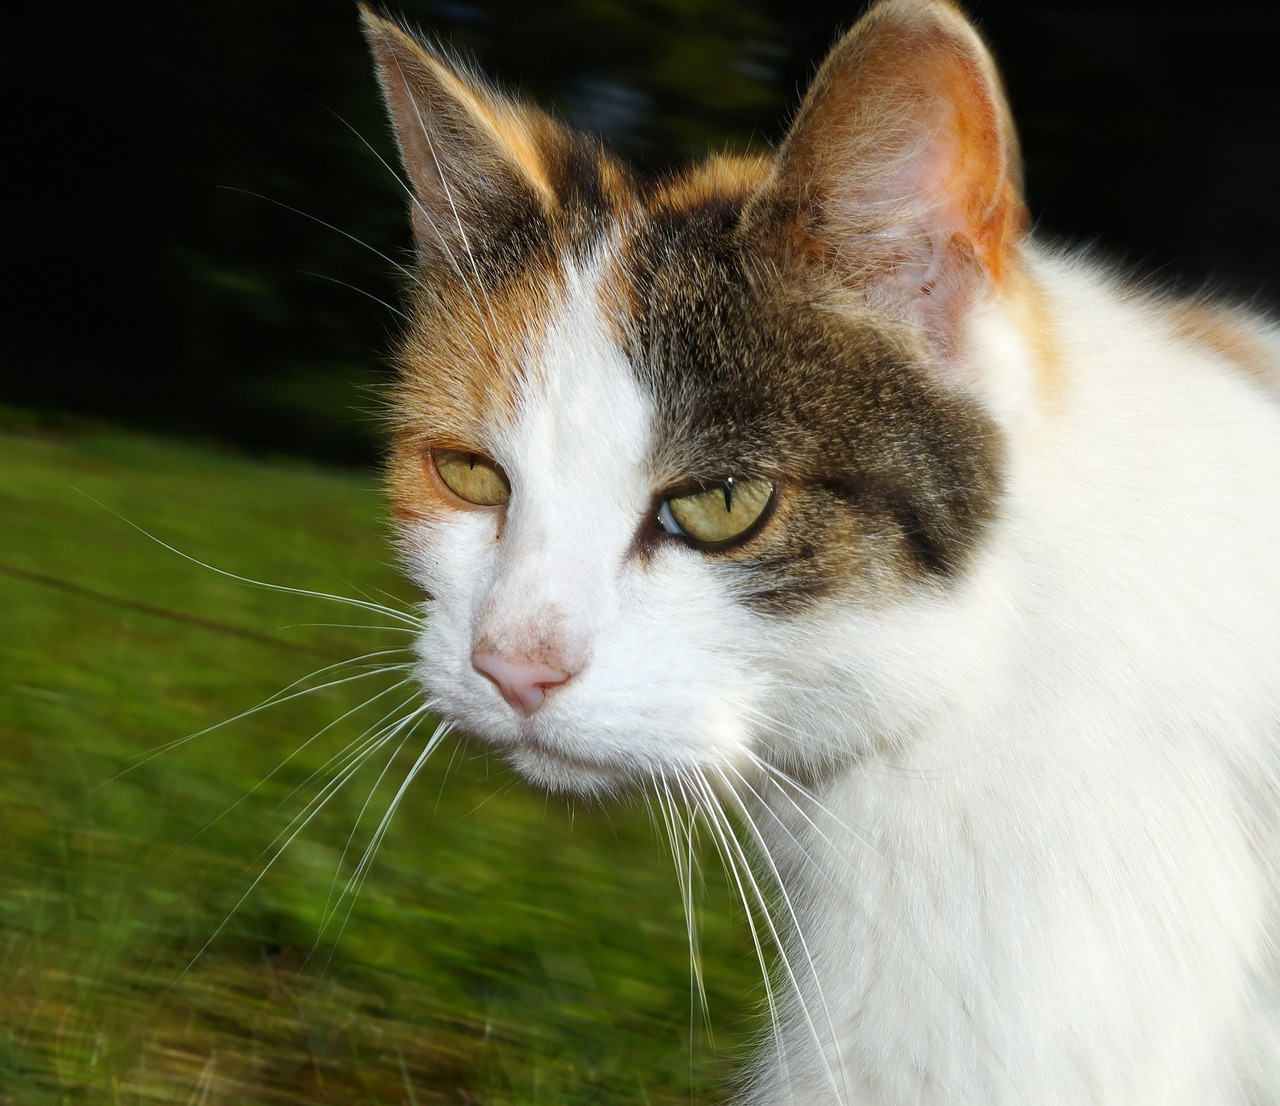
[0,421,760,1105]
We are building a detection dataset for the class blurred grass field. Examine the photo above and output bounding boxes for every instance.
[0,418,759,1105]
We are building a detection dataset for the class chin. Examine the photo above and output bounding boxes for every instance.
[505,742,634,798]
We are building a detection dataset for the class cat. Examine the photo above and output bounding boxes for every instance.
[359,0,1280,1102]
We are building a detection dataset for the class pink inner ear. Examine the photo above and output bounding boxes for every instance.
[846,27,1022,283]
[759,0,1025,328]
[908,42,1023,285]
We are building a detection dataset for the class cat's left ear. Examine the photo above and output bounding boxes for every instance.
[359,6,587,273]
[750,0,1026,352]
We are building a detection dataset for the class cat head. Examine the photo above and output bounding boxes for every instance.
[362,0,1031,796]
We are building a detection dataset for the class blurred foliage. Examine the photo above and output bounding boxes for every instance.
[6,1,1279,462]
[0,420,760,1104]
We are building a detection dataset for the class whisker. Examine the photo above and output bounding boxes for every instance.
[79,492,423,629]
[316,698,434,931]
[103,652,416,789]
[670,767,789,1098]
[650,770,711,1040]
[733,757,1018,1099]
[300,269,411,322]
[317,715,452,969]
[170,709,404,987]
[246,699,419,882]
[289,621,417,635]
[267,679,421,822]
[219,185,434,302]
[166,674,418,863]
[708,766,852,1103]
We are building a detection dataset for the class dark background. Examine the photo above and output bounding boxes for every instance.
[7,1,1279,465]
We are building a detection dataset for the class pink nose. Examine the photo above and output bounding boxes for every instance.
[472,650,572,718]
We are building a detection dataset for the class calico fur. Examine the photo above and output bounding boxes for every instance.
[362,2,1280,1102]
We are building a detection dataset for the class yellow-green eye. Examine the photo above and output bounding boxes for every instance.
[659,477,774,549]
[433,448,510,506]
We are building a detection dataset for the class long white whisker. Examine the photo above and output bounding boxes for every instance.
[709,765,851,1104]
[317,699,435,935]
[218,185,435,302]
[286,622,416,635]
[301,269,411,322]
[742,751,967,895]
[735,758,1018,1099]
[105,653,416,790]
[268,681,422,822]
[172,712,403,986]
[669,767,790,1100]
[247,710,408,883]
[651,770,712,1041]
[318,716,452,969]
[79,493,423,628]
[169,674,418,861]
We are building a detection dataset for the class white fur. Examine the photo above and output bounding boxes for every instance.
[401,242,1280,1103]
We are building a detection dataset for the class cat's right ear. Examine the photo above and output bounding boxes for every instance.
[359,7,562,273]
[749,0,1027,357]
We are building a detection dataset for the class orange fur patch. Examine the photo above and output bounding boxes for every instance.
[646,155,770,215]
[387,259,565,523]
[463,88,559,211]
[1170,300,1278,391]
[1001,254,1064,407]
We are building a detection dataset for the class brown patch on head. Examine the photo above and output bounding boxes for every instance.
[596,155,771,348]
[1170,299,1280,396]
[616,183,1003,611]
[591,2,1019,609]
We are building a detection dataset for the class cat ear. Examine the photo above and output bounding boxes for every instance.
[754,0,1026,351]
[359,6,564,272]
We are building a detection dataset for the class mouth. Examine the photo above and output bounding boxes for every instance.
[503,734,634,796]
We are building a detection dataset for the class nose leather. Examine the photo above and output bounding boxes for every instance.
[472,649,572,717]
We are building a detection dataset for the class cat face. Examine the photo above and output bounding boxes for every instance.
[363,0,1020,796]
[398,252,767,796]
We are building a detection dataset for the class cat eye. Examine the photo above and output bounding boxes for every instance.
[433,448,511,507]
[657,477,774,550]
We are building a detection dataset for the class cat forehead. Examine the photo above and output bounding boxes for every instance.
[389,157,1001,599]
[394,153,921,464]
[618,166,906,479]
